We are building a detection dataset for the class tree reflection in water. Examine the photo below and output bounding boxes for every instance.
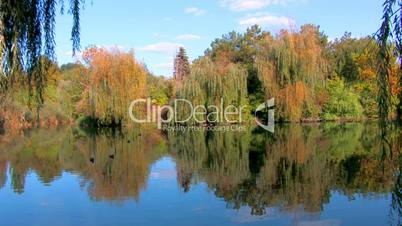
[169,123,401,219]
[0,122,400,222]
[0,126,167,202]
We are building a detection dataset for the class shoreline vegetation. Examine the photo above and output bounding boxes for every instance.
[0,24,401,133]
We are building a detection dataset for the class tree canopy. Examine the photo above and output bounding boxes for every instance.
[79,47,147,125]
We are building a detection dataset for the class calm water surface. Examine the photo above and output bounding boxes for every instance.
[0,123,400,226]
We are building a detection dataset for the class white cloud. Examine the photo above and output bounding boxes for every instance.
[101,44,126,52]
[176,34,201,41]
[239,13,295,27]
[220,0,289,11]
[139,42,183,53]
[185,7,206,16]
[63,44,127,62]
[63,44,127,60]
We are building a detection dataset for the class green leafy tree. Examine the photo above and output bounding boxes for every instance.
[322,77,363,120]
[147,73,173,105]
[205,25,268,111]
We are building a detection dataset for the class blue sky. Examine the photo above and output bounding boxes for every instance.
[55,0,384,76]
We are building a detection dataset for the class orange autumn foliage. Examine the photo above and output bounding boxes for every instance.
[277,82,310,121]
[256,25,328,121]
[78,47,147,124]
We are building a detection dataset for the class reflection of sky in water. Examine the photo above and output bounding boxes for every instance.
[149,157,177,180]
[0,123,399,226]
[0,157,395,226]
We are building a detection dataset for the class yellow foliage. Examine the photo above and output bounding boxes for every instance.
[79,47,147,124]
[256,25,326,121]
[277,82,310,121]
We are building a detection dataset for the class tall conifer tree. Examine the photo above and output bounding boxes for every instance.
[174,47,190,86]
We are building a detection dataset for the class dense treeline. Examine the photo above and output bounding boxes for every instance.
[0,0,400,130]
[175,24,400,123]
[0,46,173,131]
[0,24,401,131]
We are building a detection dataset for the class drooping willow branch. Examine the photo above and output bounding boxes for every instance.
[377,0,402,123]
[0,0,83,109]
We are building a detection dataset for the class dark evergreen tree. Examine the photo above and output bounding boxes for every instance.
[173,47,190,85]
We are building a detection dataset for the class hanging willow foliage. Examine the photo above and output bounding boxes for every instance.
[256,25,329,121]
[175,77,205,123]
[0,26,5,96]
[377,0,402,123]
[79,47,147,125]
[257,25,328,90]
[0,0,82,108]
[175,57,249,124]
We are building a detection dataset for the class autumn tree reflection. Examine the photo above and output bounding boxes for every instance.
[169,129,251,194]
[170,123,401,217]
[0,122,399,221]
[1,129,68,193]
[74,128,166,202]
[0,127,166,201]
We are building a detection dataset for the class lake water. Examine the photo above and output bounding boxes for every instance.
[0,123,400,226]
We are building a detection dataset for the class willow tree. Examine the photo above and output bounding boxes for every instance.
[205,25,268,110]
[175,76,205,124]
[175,57,249,124]
[0,0,83,110]
[79,47,147,125]
[377,0,402,123]
[0,24,5,97]
[376,5,401,216]
[256,25,329,121]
